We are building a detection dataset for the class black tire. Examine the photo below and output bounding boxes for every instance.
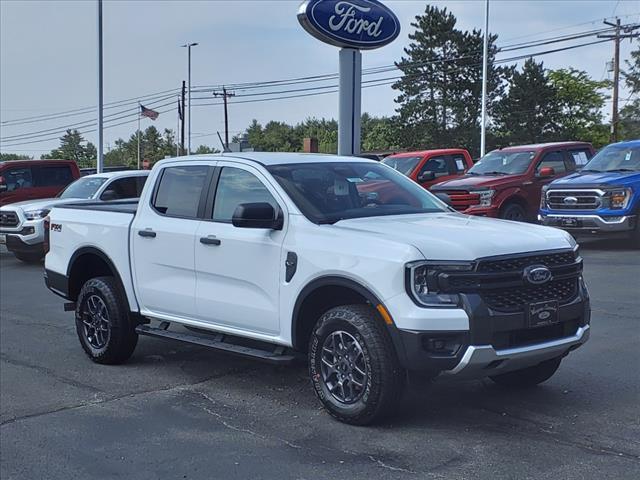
[14,252,43,264]
[490,357,561,388]
[75,276,138,365]
[309,304,405,425]
[499,203,527,222]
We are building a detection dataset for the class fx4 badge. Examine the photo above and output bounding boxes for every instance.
[51,223,62,232]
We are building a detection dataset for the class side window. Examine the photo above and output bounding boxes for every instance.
[536,151,566,174]
[33,166,74,187]
[419,156,449,177]
[449,155,467,173]
[212,167,278,222]
[136,176,148,196]
[102,177,138,200]
[3,167,33,192]
[568,149,592,168]
[152,166,209,218]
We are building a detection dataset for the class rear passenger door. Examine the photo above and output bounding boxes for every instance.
[193,162,286,335]
[132,164,213,319]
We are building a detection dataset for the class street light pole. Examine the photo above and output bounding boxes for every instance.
[181,42,198,155]
[480,0,489,158]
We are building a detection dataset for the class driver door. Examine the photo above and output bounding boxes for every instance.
[417,155,450,189]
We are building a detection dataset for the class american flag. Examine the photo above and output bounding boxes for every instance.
[140,104,159,120]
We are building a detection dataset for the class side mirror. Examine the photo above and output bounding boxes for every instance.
[418,171,436,182]
[434,192,453,206]
[101,189,118,201]
[538,166,555,178]
[232,202,283,230]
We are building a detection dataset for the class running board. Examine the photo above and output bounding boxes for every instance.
[135,324,297,365]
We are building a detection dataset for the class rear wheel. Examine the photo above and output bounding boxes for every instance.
[309,304,405,425]
[490,357,561,388]
[14,252,43,264]
[75,276,138,364]
[500,203,527,222]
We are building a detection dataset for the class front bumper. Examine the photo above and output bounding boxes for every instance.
[540,213,636,234]
[6,234,44,256]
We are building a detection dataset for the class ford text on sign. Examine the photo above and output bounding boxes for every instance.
[298,0,400,50]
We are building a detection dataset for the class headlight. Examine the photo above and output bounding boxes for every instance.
[605,188,631,209]
[406,261,473,307]
[470,189,495,207]
[23,208,50,220]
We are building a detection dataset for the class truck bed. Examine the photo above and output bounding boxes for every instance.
[56,199,139,214]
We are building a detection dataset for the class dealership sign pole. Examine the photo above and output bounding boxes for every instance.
[298,0,399,156]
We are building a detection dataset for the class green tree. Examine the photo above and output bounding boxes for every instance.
[194,145,220,154]
[620,43,640,140]
[0,153,31,161]
[42,129,97,166]
[548,68,610,146]
[361,114,400,152]
[493,58,559,145]
[392,5,509,153]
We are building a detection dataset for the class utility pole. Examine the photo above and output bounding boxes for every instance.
[213,87,235,149]
[480,0,489,158]
[599,20,640,143]
[96,0,104,173]
[180,80,186,154]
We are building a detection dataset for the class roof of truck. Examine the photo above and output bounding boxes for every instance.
[495,141,592,152]
[192,152,375,166]
[83,170,149,179]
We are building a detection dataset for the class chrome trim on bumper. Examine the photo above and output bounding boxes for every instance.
[541,214,635,232]
[445,325,590,378]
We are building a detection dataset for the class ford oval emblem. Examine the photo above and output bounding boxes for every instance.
[563,196,578,205]
[523,265,553,285]
[298,0,400,50]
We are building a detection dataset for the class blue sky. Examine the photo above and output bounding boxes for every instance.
[1,0,638,156]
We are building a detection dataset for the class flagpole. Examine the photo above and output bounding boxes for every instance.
[137,103,141,170]
[176,97,180,156]
[480,0,489,158]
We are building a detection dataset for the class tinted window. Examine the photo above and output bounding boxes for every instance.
[102,177,139,200]
[537,151,566,174]
[3,167,33,192]
[153,166,209,218]
[135,176,147,196]
[213,167,278,222]
[419,156,448,176]
[267,162,448,224]
[450,154,467,172]
[569,149,592,167]
[33,165,74,187]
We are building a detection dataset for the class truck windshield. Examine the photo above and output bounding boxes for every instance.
[468,151,536,175]
[58,177,107,199]
[267,162,449,224]
[581,144,640,172]
[381,156,422,176]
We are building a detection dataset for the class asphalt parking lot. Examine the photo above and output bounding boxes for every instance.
[1,242,639,480]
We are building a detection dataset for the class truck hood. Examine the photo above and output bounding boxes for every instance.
[333,213,573,261]
[431,174,526,190]
[550,170,640,188]
[0,197,85,212]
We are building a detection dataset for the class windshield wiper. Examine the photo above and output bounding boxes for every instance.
[604,168,637,172]
[482,171,508,175]
[579,169,602,173]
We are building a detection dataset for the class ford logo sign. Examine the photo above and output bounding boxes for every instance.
[563,196,578,205]
[523,265,553,285]
[298,0,400,50]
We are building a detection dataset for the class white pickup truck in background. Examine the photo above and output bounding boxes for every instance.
[44,153,590,425]
[0,170,148,263]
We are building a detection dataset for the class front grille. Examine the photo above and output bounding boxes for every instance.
[491,319,580,350]
[439,190,480,211]
[547,190,601,210]
[477,250,576,273]
[0,211,19,227]
[482,278,578,312]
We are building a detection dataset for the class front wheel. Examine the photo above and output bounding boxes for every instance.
[309,304,405,425]
[75,276,138,364]
[490,357,561,388]
[500,203,527,222]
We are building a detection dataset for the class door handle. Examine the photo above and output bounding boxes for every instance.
[138,229,156,238]
[200,236,221,246]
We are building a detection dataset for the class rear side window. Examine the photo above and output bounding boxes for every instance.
[568,149,592,168]
[136,176,147,196]
[450,154,467,173]
[2,167,33,192]
[102,177,138,200]
[152,166,209,218]
[212,167,278,222]
[33,165,74,187]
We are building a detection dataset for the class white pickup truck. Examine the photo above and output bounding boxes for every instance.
[44,153,590,425]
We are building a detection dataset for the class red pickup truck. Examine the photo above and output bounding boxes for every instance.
[0,159,80,206]
[431,142,595,221]
[381,149,474,189]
